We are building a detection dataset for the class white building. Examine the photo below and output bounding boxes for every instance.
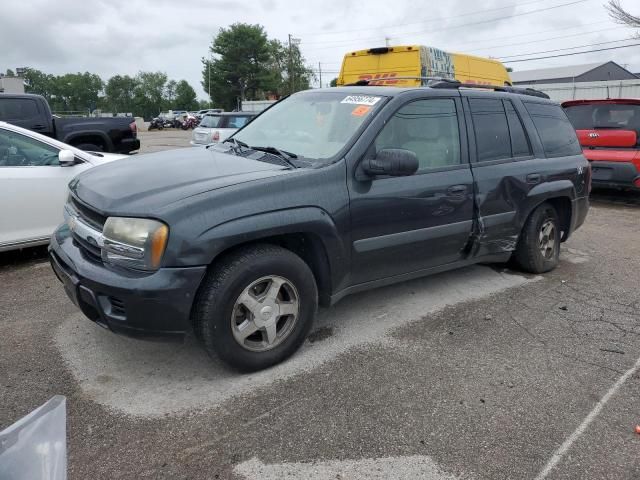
[0,76,25,94]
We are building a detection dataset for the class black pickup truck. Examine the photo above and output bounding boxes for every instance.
[49,82,590,371]
[0,93,139,154]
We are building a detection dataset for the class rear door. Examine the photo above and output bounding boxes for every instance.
[0,128,90,247]
[462,94,539,255]
[347,94,474,285]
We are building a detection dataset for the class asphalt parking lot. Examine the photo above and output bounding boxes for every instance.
[1,131,640,479]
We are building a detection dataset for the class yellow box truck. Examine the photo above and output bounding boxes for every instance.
[337,45,512,87]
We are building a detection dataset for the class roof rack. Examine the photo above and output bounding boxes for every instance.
[346,76,550,99]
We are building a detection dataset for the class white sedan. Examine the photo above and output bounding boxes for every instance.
[0,121,126,252]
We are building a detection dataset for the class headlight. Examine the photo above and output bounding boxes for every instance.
[101,217,169,271]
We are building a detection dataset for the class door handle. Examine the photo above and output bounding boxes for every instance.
[526,173,541,184]
[447,185,467,195]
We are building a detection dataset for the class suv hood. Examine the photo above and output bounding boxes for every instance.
[71,147,290,214]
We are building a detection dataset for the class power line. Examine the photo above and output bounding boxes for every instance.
[306,22,618,65]
[498,37,633,59]
[298,0,550,37]
[467,26,624,54]
[301,0,590,48]
[502,42,640,63]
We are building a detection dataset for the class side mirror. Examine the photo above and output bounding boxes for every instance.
[360,148,419,178]
[58,150,76,167]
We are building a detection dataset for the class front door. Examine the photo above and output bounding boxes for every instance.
[348,97,474,285]
[0,128,89,247]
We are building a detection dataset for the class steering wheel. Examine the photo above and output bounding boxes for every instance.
[40,151,60,166]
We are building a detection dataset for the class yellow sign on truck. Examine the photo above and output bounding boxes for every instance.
[337,45,512,87]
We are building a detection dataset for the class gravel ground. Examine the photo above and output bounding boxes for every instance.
[1,130,639,479]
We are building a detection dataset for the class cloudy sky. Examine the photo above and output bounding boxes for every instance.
[1,0,639,99]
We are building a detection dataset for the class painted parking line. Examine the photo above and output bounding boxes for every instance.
[55,265,536,416]
[534,354,640,479]
[234,455,459,480]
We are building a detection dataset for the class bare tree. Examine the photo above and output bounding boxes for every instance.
[607,0,640,37]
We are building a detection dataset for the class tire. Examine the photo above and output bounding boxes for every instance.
[193,244,318,371]
[512,202,561,274]
[75,143,103,152]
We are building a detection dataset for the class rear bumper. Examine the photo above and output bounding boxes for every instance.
[115,138,140,154]
[589,160,640,190]
[49,225,206,340]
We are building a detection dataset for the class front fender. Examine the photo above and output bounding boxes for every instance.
[168,207,349,295]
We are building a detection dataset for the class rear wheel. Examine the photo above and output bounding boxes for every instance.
[193,244,318,371]
[512,202,561,273]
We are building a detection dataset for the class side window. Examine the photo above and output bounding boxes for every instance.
[0,129,60,167]
[503,100,532,158]
[469,98,511,162]
[524,103,582,157]
[0,99,40,121]
[374,98,461,172]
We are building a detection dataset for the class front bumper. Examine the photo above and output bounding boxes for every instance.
[49,225,206,340]
[589,160,640,190]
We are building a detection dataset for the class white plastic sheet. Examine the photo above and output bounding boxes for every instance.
[0,396,67,480]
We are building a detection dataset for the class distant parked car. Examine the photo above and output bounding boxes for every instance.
[563,99,640,190]
[195,109,223,120]
[191,112,255,146]
[0,121,125,251]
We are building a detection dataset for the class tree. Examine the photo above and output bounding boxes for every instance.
[5,69,15,76]
[23,68,56,101]
[51,72,103,112]
[266,39,314,96]
[202,23,273,110]
[164,79,178,109]
[174,80,198,110]
[133,71,167,119]
[329,78,338,87]
[105,75,137,113]
[607,1,640,36]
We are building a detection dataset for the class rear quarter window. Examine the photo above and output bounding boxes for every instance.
[524,103,582,157]
[0,98,40,121]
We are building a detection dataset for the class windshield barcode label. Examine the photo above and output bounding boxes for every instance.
[341,95,381,106]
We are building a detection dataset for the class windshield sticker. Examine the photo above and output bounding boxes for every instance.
[351,105,371,117]
[341,95,381,106]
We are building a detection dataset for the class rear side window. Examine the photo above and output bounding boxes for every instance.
[226,116,252,129]
[525,103,582,157]
[0,98,40,121]
[504,100,532,157]
[469,98,511,162]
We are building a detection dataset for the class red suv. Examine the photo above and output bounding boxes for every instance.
[563,99,640,190]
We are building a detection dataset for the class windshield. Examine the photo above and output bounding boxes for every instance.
[199,115,223,128]
[564,103,640,131]
[233,91,385,161]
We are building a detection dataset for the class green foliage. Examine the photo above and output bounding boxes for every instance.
[175,80,199,110]
[104,75,137,113]
[202,23,314,110]
[21,68,200,118]
[329,78,338,87]
[5,69,15,76]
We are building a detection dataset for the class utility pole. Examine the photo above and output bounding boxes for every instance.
[318,62,322,89]
[208,49,213,108]
[288,34,293,94]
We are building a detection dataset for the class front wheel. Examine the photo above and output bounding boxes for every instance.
[512,202,561,274]
[193,244,318,371]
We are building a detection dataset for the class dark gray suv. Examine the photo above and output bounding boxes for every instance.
[50,82,590,371]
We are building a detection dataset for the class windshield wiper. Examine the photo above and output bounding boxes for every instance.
[250,145,298,168]
[220,137,249,149]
